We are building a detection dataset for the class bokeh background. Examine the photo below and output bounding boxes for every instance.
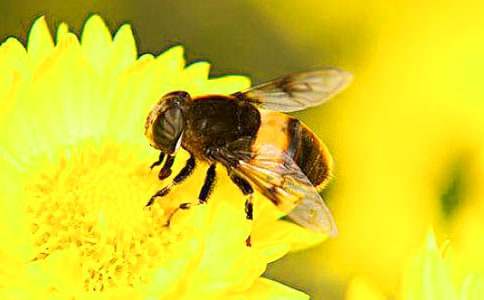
[1,0,483,299]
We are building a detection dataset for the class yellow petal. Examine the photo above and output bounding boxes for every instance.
[107,24,137,75]
[27,16,54,69]
[238,278,309,300]
[255,220,327,255]
[55,22,69,44]
[181,61,211,94]
[0,38,28,118]
[184,61,210,79]
[0,37,27,69]
[154,45,185,74]
[400,232,457,300]
[81,14,113,74]
[461,274,484,300]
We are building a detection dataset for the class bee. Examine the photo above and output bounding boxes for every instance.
[144,69,352,237]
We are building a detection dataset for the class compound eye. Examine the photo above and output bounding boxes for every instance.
[152,107,184,154]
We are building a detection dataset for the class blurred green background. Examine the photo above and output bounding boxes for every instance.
[0,0,363,81]
[2,1,483,299]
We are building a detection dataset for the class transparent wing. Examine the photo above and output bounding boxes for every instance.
[233,69,352,112]
[287,193,338,236]
[213,142,337,236]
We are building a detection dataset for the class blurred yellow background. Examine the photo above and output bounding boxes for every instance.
[2,0,483,299]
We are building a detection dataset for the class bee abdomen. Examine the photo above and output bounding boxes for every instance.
[287,118,332,189]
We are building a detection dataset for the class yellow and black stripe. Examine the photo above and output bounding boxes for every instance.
[253,110,333,191]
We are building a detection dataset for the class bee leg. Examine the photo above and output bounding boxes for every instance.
[229,174,254,219]
[229,174,254,247]
[146,154,196,207]
[150,152,165,170]
[172,154,196,184]
[198,163,217,204]
[164,163,216,226]
[158,154,175,180]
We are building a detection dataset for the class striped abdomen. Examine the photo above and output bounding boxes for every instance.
[254,111,333,190]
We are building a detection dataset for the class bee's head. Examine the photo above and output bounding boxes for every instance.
[145,91,190,154]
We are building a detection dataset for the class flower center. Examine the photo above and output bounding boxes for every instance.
[25,141,176,291]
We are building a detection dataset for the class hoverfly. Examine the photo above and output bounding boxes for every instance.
[144,69,352,238]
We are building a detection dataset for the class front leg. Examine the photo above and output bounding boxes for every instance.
[150,152,165,170]
[158,154,175,180]
[146,153,196,207]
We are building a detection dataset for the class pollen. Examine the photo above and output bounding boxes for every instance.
[25,142,173,291]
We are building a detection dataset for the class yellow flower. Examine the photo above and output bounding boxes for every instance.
[344,231,484,300]
[0,15,325,299]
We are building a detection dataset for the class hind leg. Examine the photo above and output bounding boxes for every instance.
[229,173,254,246]
[166,164,217,225]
